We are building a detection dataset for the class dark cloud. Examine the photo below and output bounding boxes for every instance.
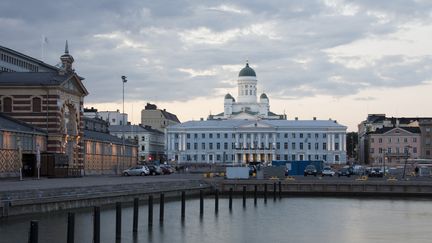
[1,0,431,104]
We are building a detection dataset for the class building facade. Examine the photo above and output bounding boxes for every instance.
[368,127,421,165]
[84,107,128,126]
[109,124,165,163]
[0,114,47,177]
[419,119,432,159]
[0,45,59,72]
[167,63,347,165]
[83,117,137,175]
[140,103,180,132]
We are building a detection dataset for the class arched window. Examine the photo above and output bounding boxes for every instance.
[32,97,42,112]
[3,97,12,112]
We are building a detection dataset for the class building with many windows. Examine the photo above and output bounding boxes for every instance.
[84,107,128,126]
[141,103,180,132]
[109,124,165,163]
[0,45,59,72]
[166,63,347,164]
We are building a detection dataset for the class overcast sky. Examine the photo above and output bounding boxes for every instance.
[1,0,432,131]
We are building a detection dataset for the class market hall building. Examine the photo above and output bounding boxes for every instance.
[166,63,347,165]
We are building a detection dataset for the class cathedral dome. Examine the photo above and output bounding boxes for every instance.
[260,93,268,99]
[225,93,235,100]
[239,63,256,77]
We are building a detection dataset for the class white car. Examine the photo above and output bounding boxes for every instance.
[123,165,150,176]
[321,167,335,177]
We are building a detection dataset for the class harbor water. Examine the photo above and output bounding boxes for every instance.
[1,197,431,243]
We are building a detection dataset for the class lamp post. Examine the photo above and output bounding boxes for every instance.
[121,75,127,175]
[402,146,411,179]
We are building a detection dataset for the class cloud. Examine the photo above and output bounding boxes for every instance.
[1,0,431,106]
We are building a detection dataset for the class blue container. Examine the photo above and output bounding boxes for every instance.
[272,160,324,176]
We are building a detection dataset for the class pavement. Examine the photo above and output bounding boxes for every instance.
[0,173,204,193]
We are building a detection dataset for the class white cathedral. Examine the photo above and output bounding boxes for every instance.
[209,62,285,120]
[166,63,347,165]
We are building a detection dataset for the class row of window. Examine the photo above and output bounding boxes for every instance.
[0,53,39,71]
[370,147,418,154]
[371,137,417,143]
[183,154,338,162]
[178,142,339,151]
[0,67,15,72]
[179,132,335,140]
[1,97,42,112]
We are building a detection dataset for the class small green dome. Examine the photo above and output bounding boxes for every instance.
[260,93,268,99]
[225,93,234,100]
[239,63,256,77]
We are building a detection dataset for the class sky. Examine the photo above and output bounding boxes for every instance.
[1,0,432,131]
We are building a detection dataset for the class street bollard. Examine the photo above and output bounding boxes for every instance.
[148,195,153,227]
[160,193,165,224]
[133,198,139,233]
[264,184,268,203]
[273,182,277,201]
[28,220,39,243]
[93,206,100,243]
[67,212,75,243]
[115,202,122,240]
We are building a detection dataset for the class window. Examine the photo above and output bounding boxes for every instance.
[284,154,288,160]
[186,134,190,139]
[300,133,303,138]
[276,142,280,149]
[284,142,288,149]
[413,147,417,153]
[193,155,197,161]
[335,155,340,162]
[371,138,374,143]
[175,143,178,149]
[299,143,303,150]
[202,133,205,139]
[323,155,327,161]
[217,133,220,139]
[194,143,198,150]
[284,133,288,138]
[216,154,221,161]
[141,136,145,141]
[291,154,296,161]
[299,154,304,161]
[323,134,327,138]
[141,145,145,151]
[335,143,339,151]
[186,143,190,150]
[216,143,220,150]
[2,97,12,112]
[308,155,311,161]
[307,133,311,139]
[224,133,228,139]
[292,133,296,138]
[323,143,327,150]
[194,134,198,139]
[413,138,417,143]
[209,143,213,150]
[388,138,392,143]
[315,143,319,150]
[209,133,213,139]
[379,148,383,154]
[201,143,205,149]
[379,138,382,143]
[292,142,296,150]
[315,155,319,160]
[209,154,213,161]
[315,133,319,139]
[335,134,339,139]
[32,97,41,112]
[388,147,392,153]
[308,143,311,150]
[201,155,206,161]
[224,142,228,149]
[404,138,407,143]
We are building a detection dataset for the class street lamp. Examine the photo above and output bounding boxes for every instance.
[121,75,127,174]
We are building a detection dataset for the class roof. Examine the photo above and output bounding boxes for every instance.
[161,110,180,123]
[239,63,256,77]
[0,113,47,135]
[84,129,136,146]
[168,119,347,130]
[109,125,164,135]
[0,45,59,72]
[0,72,88,95]
[370,126,421,135]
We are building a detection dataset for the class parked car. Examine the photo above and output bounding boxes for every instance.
[147,165,162,175]
[160,165,174,175]
[123,165,150,176]
[249,165,257,175]
[368,167,384,177]
[304,165,317,176]
[321,166,335,177]
[337,166,352,177]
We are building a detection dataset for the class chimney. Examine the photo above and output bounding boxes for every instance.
[295,117,298,121]
[313,117,316,120]
[200,118,204,121]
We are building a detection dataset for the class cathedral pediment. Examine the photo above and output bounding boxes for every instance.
[61,75,89,96]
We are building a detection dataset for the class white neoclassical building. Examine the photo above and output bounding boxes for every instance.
[166,63,347,165]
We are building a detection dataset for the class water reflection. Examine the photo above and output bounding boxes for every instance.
[1,197,432,243]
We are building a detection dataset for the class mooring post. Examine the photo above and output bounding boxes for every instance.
[264,184,267,203]
[67,212,75,243]
[215,189,219,214]
[254,185,257,205]
[159,193,165,224]
[273,182,277,201]
[242,186,246,207]
[181,191,186,220]
[200,190,204,216]
[278,181,282,199]
[115,202,122,240]
[28,220,39,243]
[93,206,100,243]
[133,198,139,233]
[229,188,233,211]
[148,195,153,227]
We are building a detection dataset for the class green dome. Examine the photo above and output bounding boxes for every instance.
[260,93,268,99]
[239,63,256,77]
[225,93,234,100]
